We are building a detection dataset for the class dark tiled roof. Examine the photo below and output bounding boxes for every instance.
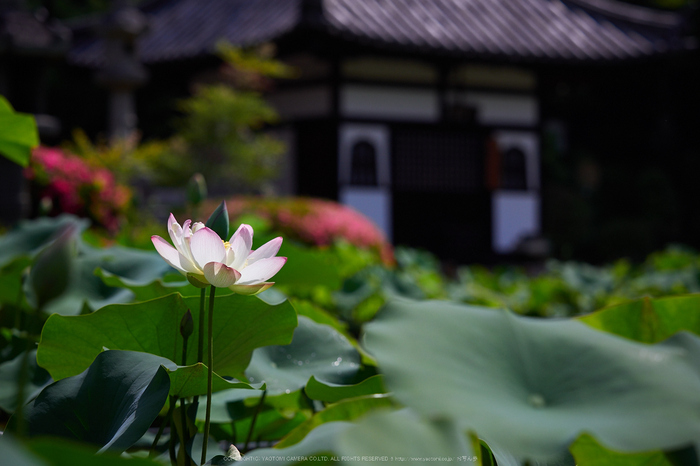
[69,0,301,66]
[1,9,71,54]
[68,0,688,66]
[323,0,685,60]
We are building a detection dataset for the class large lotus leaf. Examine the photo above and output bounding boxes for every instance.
[0,256,31,307]
[570,433,697,466]
[95,268,200,301]
[362,299,700,462]
[292,299,376,366]
[243,420,352,465]
[580,295,700,343]
[0,96,39,167]
[0,350,52,413]
[26,224,77,310]
[245,316,361,394]
[37,292,297,381]
[38,243,175,316]
[0,436,165,466]
[0,215,88,269]
[166,362,254,398]
[7,350,170,453]
[194,388,310,443]
[23,437,165,466]
[272,240,343,290]
[275,394,393,448]
[304,375,386,403]
[336,409,476,464]
[244,408,475,466]
[0,435,49,466]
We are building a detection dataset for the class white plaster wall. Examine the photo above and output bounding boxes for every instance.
[492,190,541,254]
[340,85,440,122]
[457,92,539,126]
[267,86,332,120]
[339,187,393,241]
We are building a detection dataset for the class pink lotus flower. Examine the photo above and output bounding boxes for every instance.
[152,213,286,295]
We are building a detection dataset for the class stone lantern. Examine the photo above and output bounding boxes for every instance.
[94,0,148,141]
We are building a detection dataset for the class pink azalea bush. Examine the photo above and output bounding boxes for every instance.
[225,197,394,265]
[25,146,131,233]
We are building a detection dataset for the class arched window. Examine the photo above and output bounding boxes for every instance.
[350,140,378,186]
[501,147,527,190]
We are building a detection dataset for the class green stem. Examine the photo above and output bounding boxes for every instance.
[148,406,172,458]
[244,390,267,453]
[201,286,216,465]
[192,288,207,419]
[197,288,206,363]
[13,348,31,438]
[168,396,178,464]
[180,332,190,464]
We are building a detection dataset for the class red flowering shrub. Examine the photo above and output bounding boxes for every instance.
[25,146,131,233]
[225,197,394,265]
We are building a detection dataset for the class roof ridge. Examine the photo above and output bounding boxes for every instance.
[562,0,682,29]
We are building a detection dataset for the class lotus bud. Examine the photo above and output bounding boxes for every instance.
[180,309,194,340]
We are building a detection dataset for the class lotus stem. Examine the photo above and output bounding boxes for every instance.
[201,285,216,465]
[244,389,267,453]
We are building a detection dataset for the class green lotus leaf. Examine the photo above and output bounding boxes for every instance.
[0,215,88,269]
[275,394,393,448]
[18,436,165,465]
[336,409,475,464]
[570,433,697,466]
[95,268,200,301]
[166,362,254,398]
[194,388,310,443]
[38,243,175,316]
[580,294,700,343]
[363,299,700,463]
[0,350,52,413]
[271,240,344,290]
[37,292,297,381]
[304,375,386,403]
[0,435,49,466]
[7,350,170,453]
[243,421,352,465]
[245,316,361,394]
[26,224,78,310]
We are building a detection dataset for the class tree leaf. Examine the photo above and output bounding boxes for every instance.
[37,293,297,381]
[0,96,39,167]
[363,299,700,463]
[7,350,171,453]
